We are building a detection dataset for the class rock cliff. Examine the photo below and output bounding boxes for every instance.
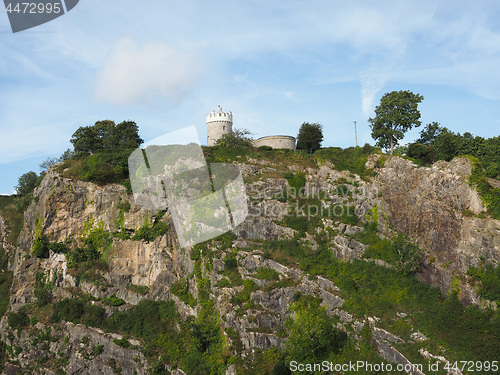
[0,153,498,374]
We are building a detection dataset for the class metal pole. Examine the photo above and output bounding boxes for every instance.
[353,121,358,147]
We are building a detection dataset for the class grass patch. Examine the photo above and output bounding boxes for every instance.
[254,267,280,281]
[314,145,381,180]
[126,284,150,295]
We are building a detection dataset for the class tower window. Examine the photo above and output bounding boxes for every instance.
[223,126,225,130]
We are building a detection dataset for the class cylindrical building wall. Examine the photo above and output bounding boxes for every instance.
[206,106,233,146]
[252,136,296,150]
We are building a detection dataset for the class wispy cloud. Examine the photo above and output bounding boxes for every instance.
[94,38,203,107]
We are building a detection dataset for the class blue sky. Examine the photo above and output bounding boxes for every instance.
[1,0,500,194]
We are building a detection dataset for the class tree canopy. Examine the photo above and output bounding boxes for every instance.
[15,171,39,196]
[70,120,143,155]
[214,128,253,148]
[369,90,424,155]
[296,122,323,154]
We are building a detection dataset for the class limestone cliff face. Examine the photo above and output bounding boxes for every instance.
[374,156,500,305]
[1,155,499,374]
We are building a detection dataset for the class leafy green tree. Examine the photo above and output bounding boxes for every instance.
[109,121,143,151]
[417,122,442,145]
[15,171,39,196]
[70,120,143,154]
[433,127,460,161]
[369,90,424,155]
[407,143,432,165]
[215,128,253,148]
[70,125,102,154]
[285,297,347,370]
[296,122,323,154]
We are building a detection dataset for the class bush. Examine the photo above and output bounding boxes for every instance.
[59,149,134,185]
[50,299,86,323]
[224,258,238,270]
[170,279,197,307]
[469,157,500,220]
[32,237,49,258]
[8,309,29,330]
[113,338,131,348]
[254,267,280,281]
[467,264,500,303]
[132,220,169,242]
[48,242,69,254]
[103,294,125,307]
[284,297,348,364]
[283,171,306,195]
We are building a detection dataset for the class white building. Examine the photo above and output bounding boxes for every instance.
[206,106,296,150]
[206,105,233,146]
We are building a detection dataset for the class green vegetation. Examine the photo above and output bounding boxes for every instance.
[254,267,280,281]
[282,171,306,194]
[50,298,106,326]
[361,232,424,275]
[467,264,500,304]
[103,294,125,307]
[34,271,53,307]
[261,239,500,365]
[408,123,500,180]
[113,338,131,348]
[58,149,134,189]
[0,194,34,245]
[215,128,253,148]
[369,90,424,155]
[170,278,197,307]
[0,247,12,318]
[126,284,149,295]
[7,308,29,330]
[468,157,500,220]
[132,214,169,242]
[66,223,113,265]
[296,122,324,154]
[15,171,40,196]
[284,296,348,368]
[70,120,143,155]
[314,144,380,179]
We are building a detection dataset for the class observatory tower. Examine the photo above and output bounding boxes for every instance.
[206,105,233,146]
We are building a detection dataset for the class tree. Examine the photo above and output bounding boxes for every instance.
[214,128,253,148]
[70,125,102,154]
[40,157,59,172]
[108,121,143,151]
[433,127,460,161]
[417,122,442,145]
[369,90,424,155]
[15,171,39,196]
[285,297,347,366]
[296,122,323,154]
[70,120,143,155]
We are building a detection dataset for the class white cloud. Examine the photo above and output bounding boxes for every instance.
[94,38,202,107]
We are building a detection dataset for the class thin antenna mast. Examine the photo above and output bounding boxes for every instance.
[353,121,358,147]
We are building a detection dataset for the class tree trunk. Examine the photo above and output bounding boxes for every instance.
[390,137,393,156]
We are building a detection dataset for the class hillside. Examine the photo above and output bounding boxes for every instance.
[0,147,498,375]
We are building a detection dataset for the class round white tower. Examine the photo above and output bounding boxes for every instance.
[206,105,233,146]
